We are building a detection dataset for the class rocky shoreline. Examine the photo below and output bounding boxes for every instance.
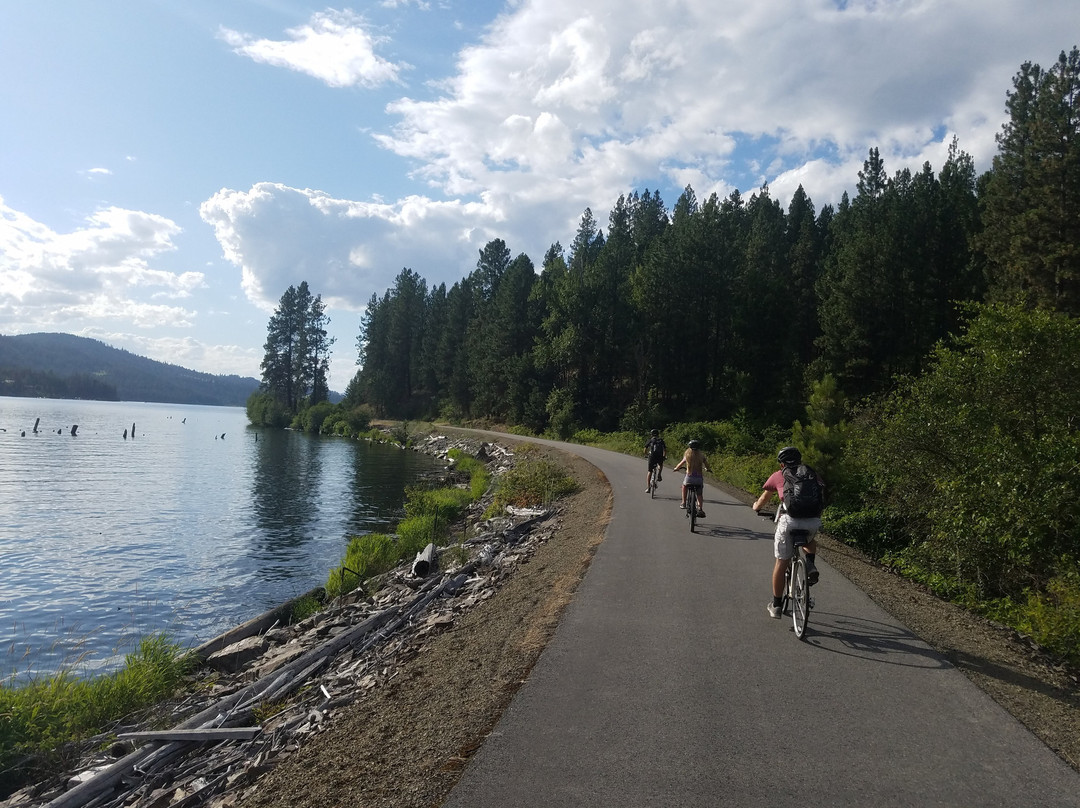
[5,434,557,808]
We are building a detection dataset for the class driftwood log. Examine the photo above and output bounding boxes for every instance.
[412,542,436,577]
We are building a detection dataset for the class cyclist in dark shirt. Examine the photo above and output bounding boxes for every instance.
[644,429,667,493]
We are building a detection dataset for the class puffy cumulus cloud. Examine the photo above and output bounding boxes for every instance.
[372,0,1076,224]
[199,182,505,311]
[219,9,408,88]
[0,197,203,332]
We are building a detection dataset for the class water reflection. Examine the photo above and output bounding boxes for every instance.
[251,429,325,549]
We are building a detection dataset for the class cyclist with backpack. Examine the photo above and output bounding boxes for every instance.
[752,446,824,619]
[644,429,667,493]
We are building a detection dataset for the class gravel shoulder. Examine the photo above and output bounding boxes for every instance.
[237,440,1079,807]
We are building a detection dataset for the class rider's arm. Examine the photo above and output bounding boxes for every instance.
[752,489,772,512]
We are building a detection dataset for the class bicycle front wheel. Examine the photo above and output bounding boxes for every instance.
[790,556,810,638]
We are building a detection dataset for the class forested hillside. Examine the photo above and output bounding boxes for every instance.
[0,333,259,406]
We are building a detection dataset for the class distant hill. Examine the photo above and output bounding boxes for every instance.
[0,333,261,406]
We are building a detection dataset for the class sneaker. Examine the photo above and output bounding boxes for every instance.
[657,474,662,481]
[679,503,686,509]
[697,510,705,518]
[767,603,781,619]
[806,560,820,586]
[646,488,652,493]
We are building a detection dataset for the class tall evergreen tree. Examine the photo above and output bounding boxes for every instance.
[260,281,333,414]
[981,47,1080,312]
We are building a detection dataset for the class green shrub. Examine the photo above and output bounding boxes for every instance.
[854,304,1080,599]
[709,452,776,496]
[245,391,290,428]
[326,533,398,597]
[396,514,439,556]
[587,430,641,455]
[570,428,603,445]
[288,593,323,624]
[492,449,576,510]
[1010,567,1080,668]
[822,507,910,558]
[298,401,335,434]
[404,486,472,523]
[448,449,492,498]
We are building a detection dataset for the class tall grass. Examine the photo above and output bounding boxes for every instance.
[0,634,192,797]
[490,446,577,511]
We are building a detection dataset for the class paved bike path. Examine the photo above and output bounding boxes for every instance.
[444,438,1079,807]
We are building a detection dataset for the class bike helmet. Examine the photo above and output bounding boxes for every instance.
[777,446,802,466]
[688,439,701,449]
[650,429,659,436]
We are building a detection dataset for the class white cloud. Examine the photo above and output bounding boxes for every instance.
[0,196,203,330]
[199,182,503,311]
[372,0,1075,219]
[220,9,409,88]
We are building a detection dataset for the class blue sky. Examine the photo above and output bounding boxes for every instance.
[1,1,1075,394]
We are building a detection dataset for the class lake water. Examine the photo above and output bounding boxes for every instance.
[0,397,440,682]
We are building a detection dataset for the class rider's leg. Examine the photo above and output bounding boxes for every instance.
[768,519,792,617]
[680,483,687,507]
[696,487,705,515]
[772,558,788,598]
[804,537,819,584]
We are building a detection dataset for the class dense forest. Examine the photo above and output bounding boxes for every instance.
[344,47,1079,434]
[251,49,1080,664]
[0,333,260,406]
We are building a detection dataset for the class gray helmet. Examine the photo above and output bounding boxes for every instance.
[778,446,802,466]
[650,429,659,436]
[688,439,701,449]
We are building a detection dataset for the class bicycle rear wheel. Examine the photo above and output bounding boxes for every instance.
[688,485,698,532]
[790,555,810,638]
[650,467,657,498]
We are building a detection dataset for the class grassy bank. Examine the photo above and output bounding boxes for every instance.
[326,443,576,598]
[0,635,193,797]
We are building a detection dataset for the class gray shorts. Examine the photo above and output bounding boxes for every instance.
[774,513,821,560]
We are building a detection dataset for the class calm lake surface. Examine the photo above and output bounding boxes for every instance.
[0,397,440,681]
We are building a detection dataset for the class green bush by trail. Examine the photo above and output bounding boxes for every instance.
[851,304,1080,602]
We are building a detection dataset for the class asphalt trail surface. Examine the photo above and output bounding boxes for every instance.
[444,438,1080,807]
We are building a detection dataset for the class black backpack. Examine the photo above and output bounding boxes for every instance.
[782,464,824,518]
[647,437,666,461]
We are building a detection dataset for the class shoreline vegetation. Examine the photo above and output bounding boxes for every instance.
[0,427,574,800]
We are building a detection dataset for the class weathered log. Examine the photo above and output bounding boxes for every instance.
[412,543,436,577]
[192,587,324,662]
[117,728,261,743]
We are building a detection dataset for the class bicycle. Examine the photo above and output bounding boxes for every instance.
[767,506,814,639]
[685,482,702,532]
[648,463,661,498]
